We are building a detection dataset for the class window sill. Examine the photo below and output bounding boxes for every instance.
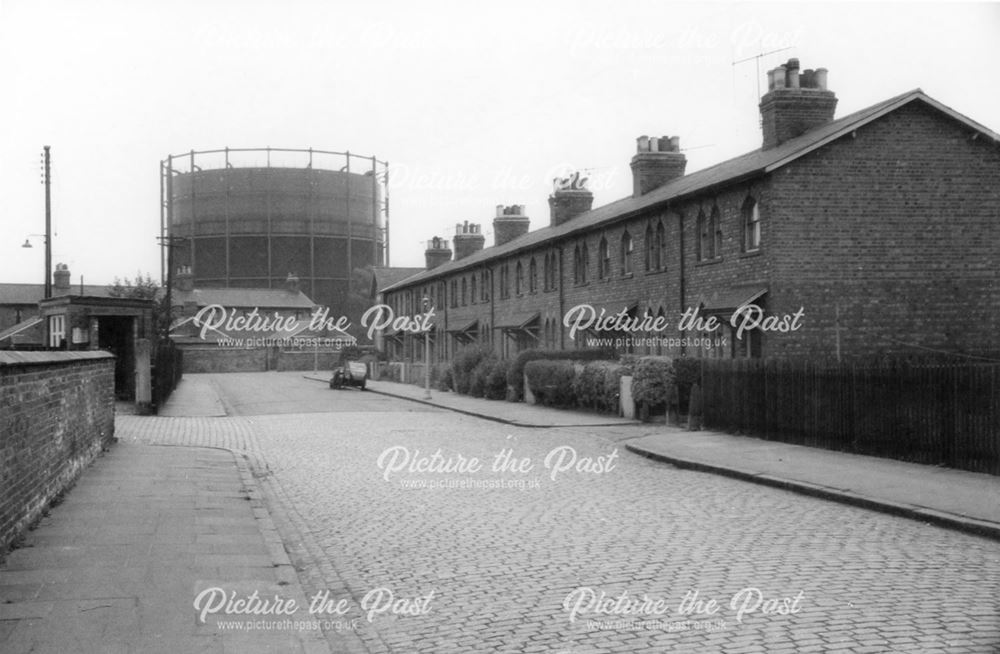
[644,268,667,276]
[621,272,634,279]
[695,257,724,267]
[739,249,763,259]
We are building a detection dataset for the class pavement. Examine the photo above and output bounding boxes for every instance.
[353,376,1000,541]
[0,440,330,653]
[3,371,998,653]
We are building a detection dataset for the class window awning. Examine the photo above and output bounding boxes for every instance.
[0,316,43,342]
[448,318,478,334]
[499,312,540,331]
[699,286,767,313]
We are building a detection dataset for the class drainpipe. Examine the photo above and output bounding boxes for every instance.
[678,210,686,357]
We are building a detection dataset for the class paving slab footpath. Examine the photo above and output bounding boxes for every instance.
[0,442,330,654]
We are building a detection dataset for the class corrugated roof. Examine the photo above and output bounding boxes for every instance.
[382,90,999,294]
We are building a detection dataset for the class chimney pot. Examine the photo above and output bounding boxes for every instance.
[636,135,650,152]
[760,61,837,149]
[814,67,829,91]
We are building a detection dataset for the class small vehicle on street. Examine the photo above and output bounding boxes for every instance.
[330,360,368,390]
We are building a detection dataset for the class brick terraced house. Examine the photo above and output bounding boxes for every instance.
[379,60,1000,364]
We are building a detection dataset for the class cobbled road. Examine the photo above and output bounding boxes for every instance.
[120,372,1000,654]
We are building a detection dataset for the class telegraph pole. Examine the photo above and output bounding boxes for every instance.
[43,146,52,299]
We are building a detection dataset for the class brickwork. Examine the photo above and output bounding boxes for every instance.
[383,93,1000,363]
[767,100,1000,357]
[0,351,115,552]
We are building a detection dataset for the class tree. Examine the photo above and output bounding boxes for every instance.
[107,272,170,340]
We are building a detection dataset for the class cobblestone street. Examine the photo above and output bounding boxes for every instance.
[119,372,1000,653]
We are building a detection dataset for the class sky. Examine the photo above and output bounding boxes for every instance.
[1,0,998,286]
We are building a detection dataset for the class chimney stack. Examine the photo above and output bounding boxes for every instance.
[53,263,71,296]
[175,265,195,293]
[453,220,486,260]
[548,172,594,227]
[493,205,530,246]
[630,135,686,196]
[285,272,300,294]
[760,58,837,149]
[424,236,452,270]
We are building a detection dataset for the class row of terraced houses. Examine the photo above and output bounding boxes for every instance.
[377,60,1000,365]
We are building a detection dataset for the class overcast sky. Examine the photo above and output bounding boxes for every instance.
[2,1,998,286]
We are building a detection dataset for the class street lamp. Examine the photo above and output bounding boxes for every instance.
[21,233,51,298]
[422,295,433,400]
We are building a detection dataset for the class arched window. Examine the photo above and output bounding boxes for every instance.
[655,221,666,270]
[621,231,633,275]
[461,278,468,305]
[598,237,610,280]
[529,258,537,292]
[742,196,761,251]
[471,274,478,304]
[644,224,653,271]
[711,205,722,258]
[696,210,708,261]
[581,242,589,284]
[515,261,523,295]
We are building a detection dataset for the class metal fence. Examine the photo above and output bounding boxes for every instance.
[700,358,1000,475]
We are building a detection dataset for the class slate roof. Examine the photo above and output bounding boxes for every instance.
[0,283,113,305]
[381,90,1000,294]
[171,287,316,310]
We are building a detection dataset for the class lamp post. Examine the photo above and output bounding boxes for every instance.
[422,295,432,400]
[21,234,50,297]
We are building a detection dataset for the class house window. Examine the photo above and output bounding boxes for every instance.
[656,221,666,270]
[461,278,468,306]
[696,210,708,261]
[712,205,723,258]
[450,280,458,308]
[529,258,538,293]
[644,224,653,271]
[743,197,761,251]
[482,271,490,302]
[598,237,610,280]
[499,266,509,299]
[574,242,590,284]
[48,314,66,348]
[621,231,633,275]
[471,274,478,304]
[515,261,524,295]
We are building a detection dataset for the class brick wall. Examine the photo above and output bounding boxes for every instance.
[767,101,1000,358]
[383,98,999,362]
[0,351,115,552]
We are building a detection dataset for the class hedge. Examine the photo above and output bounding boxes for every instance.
[573,360,633,413]
[631,356,675,407]
[506,348,615,401]
[451,345,495,395]
[524,360,576,407]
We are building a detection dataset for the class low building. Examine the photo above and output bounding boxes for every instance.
[380,60,1000,364]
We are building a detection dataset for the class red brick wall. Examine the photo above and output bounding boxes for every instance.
[0,352,115,552]
[766,101,1000,358]
[384,99,999,362]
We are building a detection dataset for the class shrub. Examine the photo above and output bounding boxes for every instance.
[483,358,511,400]
[451,345,495,395]
[507,347,615,401]
[431,363,453,391]
[671,357,701,413]
[524,360,576,407]
[573,360,633,413]
[468,357,494,397]
[631,356,675,408]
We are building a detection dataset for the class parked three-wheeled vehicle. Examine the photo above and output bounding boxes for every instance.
[330,360,368,390]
